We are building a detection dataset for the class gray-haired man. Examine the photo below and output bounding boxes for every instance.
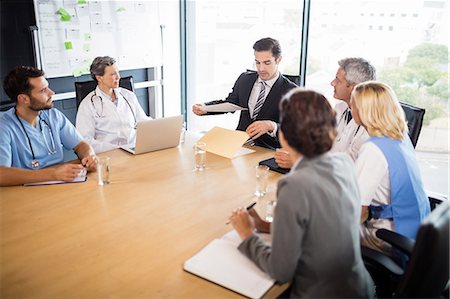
[274,58,376,168]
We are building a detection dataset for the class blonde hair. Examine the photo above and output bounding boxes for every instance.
[352,81,406,140]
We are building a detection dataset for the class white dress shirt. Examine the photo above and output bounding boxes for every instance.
[248,72,280,137]
[330,101,369,161]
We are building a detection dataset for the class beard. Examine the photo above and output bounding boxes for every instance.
[29,96,53,111]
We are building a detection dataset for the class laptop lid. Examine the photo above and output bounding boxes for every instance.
[122,115,183,155]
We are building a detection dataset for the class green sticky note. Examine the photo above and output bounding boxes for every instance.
[64,41,73,50]
[72,68,83,77]
[116,7,126,12]
[84,33,92,41]
[83,43,90,52]
[57,8,71,22]
[78,0,87,4]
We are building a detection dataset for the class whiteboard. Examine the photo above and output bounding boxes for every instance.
[33,0,162,78]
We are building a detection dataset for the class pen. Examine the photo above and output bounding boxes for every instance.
[225,202,257,225]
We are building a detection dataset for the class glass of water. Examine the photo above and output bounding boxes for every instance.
[194,142,206,171]
[255,165,269,197]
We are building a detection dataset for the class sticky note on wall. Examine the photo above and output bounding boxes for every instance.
[57,8,72,22]
[64,41,73,50]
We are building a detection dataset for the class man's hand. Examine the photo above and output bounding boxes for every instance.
[246,120,275,139]
[53,164,85,181]
[274,148,293,169]
[81,155,97,172]
[192,104,207,116]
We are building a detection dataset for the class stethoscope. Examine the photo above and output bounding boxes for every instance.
[336,108,361,142]
[90,90,137,128]
[15,109,57,169]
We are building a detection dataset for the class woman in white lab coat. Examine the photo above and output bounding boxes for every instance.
[76,56,150,154]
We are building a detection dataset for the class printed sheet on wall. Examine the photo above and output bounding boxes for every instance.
[33,0,162,78]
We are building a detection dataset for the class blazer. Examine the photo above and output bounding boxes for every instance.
[205,70,297,149]
[238,153,374,298]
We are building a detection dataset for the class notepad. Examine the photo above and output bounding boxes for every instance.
[24,176,87,186]
[183,230,275,299]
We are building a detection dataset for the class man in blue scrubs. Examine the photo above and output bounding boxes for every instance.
[0,66,97,186]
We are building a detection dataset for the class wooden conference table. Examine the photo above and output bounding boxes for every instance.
[0,133,287,299]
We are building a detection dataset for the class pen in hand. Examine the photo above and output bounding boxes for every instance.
[225,202,257,225]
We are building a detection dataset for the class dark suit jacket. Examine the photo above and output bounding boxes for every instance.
[205,71,297,149]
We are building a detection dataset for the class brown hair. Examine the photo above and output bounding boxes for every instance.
[3,66,45,103]
[280,88,336,158]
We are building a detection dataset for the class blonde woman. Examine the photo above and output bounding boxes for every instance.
[350,81,430,254]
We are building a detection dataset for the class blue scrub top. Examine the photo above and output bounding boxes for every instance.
[0,107,82,169]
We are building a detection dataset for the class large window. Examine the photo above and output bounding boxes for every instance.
[305,0,449,196]
[185,0,448,196]
[186,0,303,133]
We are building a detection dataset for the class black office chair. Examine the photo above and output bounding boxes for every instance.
[400,102,425,148]
[362,199,449,298]
[74,75,135,109]
[283,74,300,86]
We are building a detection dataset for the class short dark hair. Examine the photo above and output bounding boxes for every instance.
[280,88,336,158]
[3,66,45,103]
[90,56,116,81]
[253,37,281,59]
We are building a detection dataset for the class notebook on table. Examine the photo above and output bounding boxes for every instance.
[259,157,290,174]
[184,230,274,299]
[120,115,183,155]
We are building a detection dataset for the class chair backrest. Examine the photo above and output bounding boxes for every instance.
[74,75,135,109]
[396,200,449,298]
[400,102,425,148]
[283,74,300,86]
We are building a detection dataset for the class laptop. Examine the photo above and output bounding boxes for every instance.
[120,115,183,155]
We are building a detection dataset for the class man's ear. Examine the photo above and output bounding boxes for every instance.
[16,93,30,105]
[276,56,282,64]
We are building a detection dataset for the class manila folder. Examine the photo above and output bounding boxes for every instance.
[198,126,250,159]
[183,233,275,299]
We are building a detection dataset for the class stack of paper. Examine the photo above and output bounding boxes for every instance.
[184,230,275,299]
[203,102,248,113]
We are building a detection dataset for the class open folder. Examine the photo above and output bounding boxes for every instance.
[198,127,253,159]
[183,230,275,299]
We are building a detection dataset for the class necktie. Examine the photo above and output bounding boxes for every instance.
[253,81,266,119]
[346,109,353,124]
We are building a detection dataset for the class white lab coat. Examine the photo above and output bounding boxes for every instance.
[76,86,150,153]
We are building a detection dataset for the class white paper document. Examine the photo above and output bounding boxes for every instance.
[183,230,275,299]
[203,102,248,113]
[24,176,87,186]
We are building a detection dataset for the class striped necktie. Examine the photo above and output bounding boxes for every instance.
[253,81,266,119]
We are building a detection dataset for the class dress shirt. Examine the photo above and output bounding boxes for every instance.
[248,72,280,137]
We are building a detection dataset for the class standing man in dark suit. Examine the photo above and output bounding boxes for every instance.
[192,37,297,149]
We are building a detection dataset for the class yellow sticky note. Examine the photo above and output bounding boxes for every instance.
[84,33,91,41]
[78,0,87,4]
[83,43,90,52]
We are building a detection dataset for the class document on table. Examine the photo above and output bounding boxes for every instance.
[24,176,87,186]
[183,230,275,299]
[203,102,248,113]
[198,126,253,159]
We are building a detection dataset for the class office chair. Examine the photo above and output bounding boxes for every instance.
[74,75,135,109]
[400,102,425,148]
[362,199,449,298]
[283,74,300,86]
